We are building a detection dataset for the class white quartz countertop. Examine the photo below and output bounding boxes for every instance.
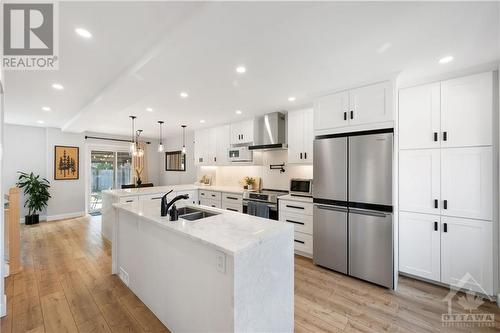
[279,194,313,203]
[103,184,246,197]
[113,200,293,255]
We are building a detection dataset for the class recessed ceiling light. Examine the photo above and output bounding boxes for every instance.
[75,28,92,39]
[236,66,246,74]
[180,92,189,98]
[52,83,64,90]
[146,107,153,112]
[235,110,242,115]
[41,106,51,111]
[439,56,454,64]
[36,120,44,124]
[288,96,296,102]
[200,119,205,123]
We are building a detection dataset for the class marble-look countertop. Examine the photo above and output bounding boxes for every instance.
[279,194,313,203]
[104,184,246,197]
[113,200,293,255]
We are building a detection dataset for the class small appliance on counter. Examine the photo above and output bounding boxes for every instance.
[290,178,313,197]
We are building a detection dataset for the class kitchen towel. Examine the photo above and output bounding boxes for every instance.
[247,201,270,219]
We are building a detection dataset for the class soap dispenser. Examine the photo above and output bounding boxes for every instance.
[169,204,179,221]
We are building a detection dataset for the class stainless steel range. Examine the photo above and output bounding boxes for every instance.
[242,189,288,220]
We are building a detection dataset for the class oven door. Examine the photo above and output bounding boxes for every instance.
[243,201,278,220]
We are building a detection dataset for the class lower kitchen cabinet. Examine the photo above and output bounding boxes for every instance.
[279,198,313,257]
[441,216,493,295]
[399,212,493,295]
[399,212,440,281]
[221,202,242,213]
[200,198,221,208]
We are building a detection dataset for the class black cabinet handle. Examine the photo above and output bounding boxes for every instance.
[286,219,305,225]
[241,134,244,140]
[300,152,303,159]
[434,199,438,209]
[433,132,438,142]
[350,110,354,119]
[226,196,238,200]
[304,152,307,159]
[443,131,447,141]
[226,208,238,212]
[443,200,448,209]
[344,112,347,121]
[294,239,305,244]
[434,221,438,231]
[443,223,448,233]
[286,205,304,210]
[214,157,216,162]
[211,194,216,197]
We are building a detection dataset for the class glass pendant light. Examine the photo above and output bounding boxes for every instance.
[129,116,137,155]
[181,125,187,154]
[135,129,144,157]
[157,121,164,153]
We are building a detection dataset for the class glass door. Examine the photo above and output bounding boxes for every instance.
[89,150,132,215]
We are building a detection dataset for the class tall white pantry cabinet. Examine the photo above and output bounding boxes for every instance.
[398,71,497,295]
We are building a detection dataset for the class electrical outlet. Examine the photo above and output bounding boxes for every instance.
[216,251,226,273]
[119,267,130,286]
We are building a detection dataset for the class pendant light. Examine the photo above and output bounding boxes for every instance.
[181,125,187,154]
[157,121,164,153]
[135,129,144,157]
[129,115,136,155]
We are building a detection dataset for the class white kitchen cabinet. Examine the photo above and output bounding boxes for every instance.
[349,81,392,126]
[279,198,313,257]
[200,198,221,209]
[399,212,441,281]
[215,125,231,165]
[441,147,492,220]
[206,128,217,164]
[176,190,198,207]
[288,108,314,164]
[441,216,493,295]
[194,129,209,165]
[399,149,440,214]
[441,72,493,148]
[313,91,349,131]
[399,83,441,149]
[119,196,139,204]
[231,119,255,145]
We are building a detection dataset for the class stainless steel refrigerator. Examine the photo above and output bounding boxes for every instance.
[313,129,393,288]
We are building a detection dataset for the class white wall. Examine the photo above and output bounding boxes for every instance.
[159,131,197,185]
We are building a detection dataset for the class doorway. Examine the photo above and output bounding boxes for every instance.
[89,150,132,215]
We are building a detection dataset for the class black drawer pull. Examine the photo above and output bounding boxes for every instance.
[226,208,238,212]
[286,205,304,210]
[443,223,448,233]
[286,219,305,225]
[433,132,438,142]
[211,194,216,197]
[434,221,438,231]
[201,193,205,196]
[126,200,133,203]
[226,196,238,200]
[211,205,216,207]
[434,199,438,209]
[151,197,162,200]
[443,131,447,141]
[443,200,448,209]
[294,239,305,244]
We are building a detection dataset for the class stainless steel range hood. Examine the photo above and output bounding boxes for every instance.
[248,112,287,150]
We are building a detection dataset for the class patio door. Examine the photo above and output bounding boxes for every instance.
[89,150,132,214]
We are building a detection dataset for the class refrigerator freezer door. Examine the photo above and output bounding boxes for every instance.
[313,137,347,202]
[313,204,348,274]
[349,132,393,206]
[348,208,393,288]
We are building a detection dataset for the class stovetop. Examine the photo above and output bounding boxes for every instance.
[243,188,288,204]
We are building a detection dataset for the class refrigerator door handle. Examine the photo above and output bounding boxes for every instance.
[316,205,348,213]
[349,208,388,218]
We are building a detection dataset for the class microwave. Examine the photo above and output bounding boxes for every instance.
[228,147,253,162]
[290,178,313,197]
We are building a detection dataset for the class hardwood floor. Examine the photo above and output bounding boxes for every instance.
[1,216,499,332]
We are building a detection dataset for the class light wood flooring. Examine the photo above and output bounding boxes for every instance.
[1,216,499,332]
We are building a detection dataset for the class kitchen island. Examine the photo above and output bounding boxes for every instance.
[112,200,294,332]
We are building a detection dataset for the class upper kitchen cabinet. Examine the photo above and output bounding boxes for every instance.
[313,91,349,131]
[215,125,231,165]
[348,81,392,126]
[230,119,256,145]
[441,72,493,148]
[314,81,393,135]
[288,108,314,164]
[195,126,230,166]
[194,128,209,165]
[399,82,441,149]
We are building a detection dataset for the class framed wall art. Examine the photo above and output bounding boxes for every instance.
[54,145,79,180]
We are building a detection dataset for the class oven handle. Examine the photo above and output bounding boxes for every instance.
[243,201,277,210]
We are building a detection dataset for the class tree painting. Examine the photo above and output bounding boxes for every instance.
[54,146,79,180]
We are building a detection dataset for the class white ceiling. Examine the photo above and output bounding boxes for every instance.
[4,1,499,138]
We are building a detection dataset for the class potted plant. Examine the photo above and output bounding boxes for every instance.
[16,172,51,225]
[244,176,256,190]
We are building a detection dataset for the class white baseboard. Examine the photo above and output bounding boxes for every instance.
[0,294,6,317]
[19,211,85,224]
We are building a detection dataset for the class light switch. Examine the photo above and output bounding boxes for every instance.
[216,251,226,273]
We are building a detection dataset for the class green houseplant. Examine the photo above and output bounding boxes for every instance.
[244,176,256,190]
[16,172,51,225]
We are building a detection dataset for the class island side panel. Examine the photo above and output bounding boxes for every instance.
[233,226,294,332]
[101,191,118,241]
[115,209,235,332]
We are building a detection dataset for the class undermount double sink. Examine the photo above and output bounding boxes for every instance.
[177,207,220,221]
